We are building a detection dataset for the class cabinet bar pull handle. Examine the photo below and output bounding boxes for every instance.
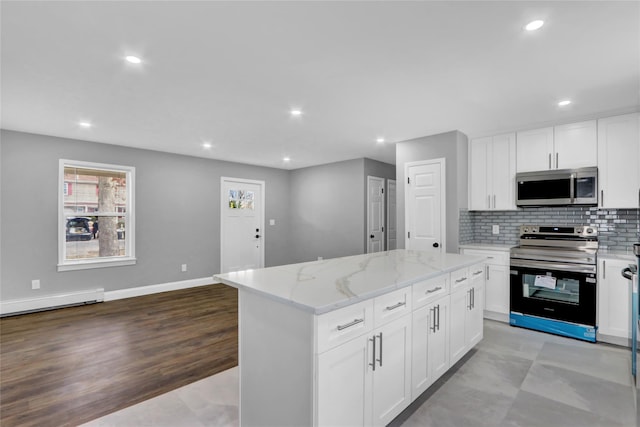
[455,277,468,283]
[603,260,606,279]
[486,265,489,280]
[493,194,496,208]
[377,332,383,367]
[601,190,604,207]
[430,307,437,332]
[556,152,559,169]
[426,286,443,294]
[385,301,406,311]
[487,195,491,209]
[436,304,441,331]
[548,153,551,169]
[467,289,472,310]
[472,287,475,309]
[369,336,376,371]
[337,318,364,331]
[473,270,483,276]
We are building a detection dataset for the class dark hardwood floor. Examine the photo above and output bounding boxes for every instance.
[0,284,238,427]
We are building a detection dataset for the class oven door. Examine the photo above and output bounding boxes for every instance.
[510,259,596,326]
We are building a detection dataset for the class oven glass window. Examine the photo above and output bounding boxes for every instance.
[521,273,580,305]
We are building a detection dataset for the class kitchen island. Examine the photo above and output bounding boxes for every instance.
[215,249,485,426]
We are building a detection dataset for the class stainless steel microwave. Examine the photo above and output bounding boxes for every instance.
[516,167,598,206]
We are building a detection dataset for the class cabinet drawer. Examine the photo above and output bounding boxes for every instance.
[469,263,486,283]
[374,287,412,328]
[412,275,449,310]
[461,249,509,266]
[316,299,374,354]
[450,267,470,290]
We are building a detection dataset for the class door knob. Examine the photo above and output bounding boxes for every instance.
[433,242,439,248]
[370,234,375,239]
[255,235,260,239]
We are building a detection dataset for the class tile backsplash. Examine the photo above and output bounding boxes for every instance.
[459,207,640,251]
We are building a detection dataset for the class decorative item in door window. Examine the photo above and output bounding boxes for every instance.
[240,191,255,210]
[229,190,240,209]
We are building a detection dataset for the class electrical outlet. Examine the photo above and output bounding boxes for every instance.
[32,279,40,289]
[492,225,500,235]
[181,264,187,272]
[269,219,276,226]
[317,256,323,261]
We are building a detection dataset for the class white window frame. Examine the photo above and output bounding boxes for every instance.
[58,159,136,271]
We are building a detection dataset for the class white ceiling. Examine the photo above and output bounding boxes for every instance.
[1,1,639,170]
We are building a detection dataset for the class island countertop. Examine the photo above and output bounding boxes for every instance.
[214,249,484,314]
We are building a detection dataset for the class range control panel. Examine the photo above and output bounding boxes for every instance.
[519,225,598,238]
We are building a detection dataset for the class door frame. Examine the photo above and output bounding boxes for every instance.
[220,176,266,273]
[367,175,386,253]
[404,158,446,252]
[386,179,396,251]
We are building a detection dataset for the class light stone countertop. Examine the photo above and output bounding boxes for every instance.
[598,248,638,262]
[214,249,484,314]
[459,243,515,252]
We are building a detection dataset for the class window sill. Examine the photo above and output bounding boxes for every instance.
[57,257,137,272]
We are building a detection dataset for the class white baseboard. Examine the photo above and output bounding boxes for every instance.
[104,277,214,301]
[1,288,104,316]
[484,310,509,323]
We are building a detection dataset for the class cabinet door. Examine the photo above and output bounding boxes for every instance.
[411,296,449,400]
[428,297,450,382]
[490,133,517,210]
[371,315,412,426]
[597,113,640,208]
[449,286,468,366]
[467,283,484,348]
[411,305,431,400]
[554,120,597,169]
[598,258,632,340]
[516,127,554,172]
[485,264,509,315]
[469,137,491,210]
[317,336,372,427]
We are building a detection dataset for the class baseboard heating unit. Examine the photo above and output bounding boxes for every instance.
[0,288,104,317]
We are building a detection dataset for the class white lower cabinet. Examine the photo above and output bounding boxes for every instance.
[460,247,510,321]
[598,257,633,344]
[317,313,412,427]
[411,294,449,400]
[315,264,484,426]
[450,264,485,366]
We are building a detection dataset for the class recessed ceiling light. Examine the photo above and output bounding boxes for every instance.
[525,20,544,31]
[558,100,572,107]
[376,137,385,143]
[290,109,302,117]
[125,55,142,64]
[202,142,212,149]
[78,121,92,128]
[283,157,291,162]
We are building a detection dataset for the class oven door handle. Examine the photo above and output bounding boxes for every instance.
[510,258,596,275]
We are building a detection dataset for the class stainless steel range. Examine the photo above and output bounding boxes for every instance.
[510,225,598,342]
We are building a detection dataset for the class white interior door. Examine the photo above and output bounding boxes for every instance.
[220,177,265,273]
[387,179,397,251]
[405,159,445,253]
[367,176,385,253]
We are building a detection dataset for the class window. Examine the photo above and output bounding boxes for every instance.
[58,159,135,271]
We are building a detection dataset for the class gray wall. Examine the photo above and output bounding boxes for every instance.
[289,159,366,263]
[396,130,468,254]
[0,130,291,300]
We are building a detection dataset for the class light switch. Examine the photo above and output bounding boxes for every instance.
[269,219,276,226]
[492,225,500,234]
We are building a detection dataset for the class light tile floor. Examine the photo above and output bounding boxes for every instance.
[83,320,639,427]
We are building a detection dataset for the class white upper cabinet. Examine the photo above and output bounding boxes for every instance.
[597,113,640,209]
[516,127,554,172]
[516,121,598,172]
[469,133,516,211]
